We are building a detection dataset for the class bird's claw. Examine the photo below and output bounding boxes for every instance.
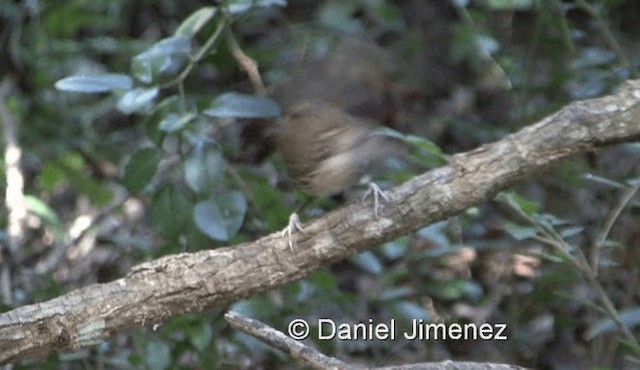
[281,212,304,251]
[362,182,390,217]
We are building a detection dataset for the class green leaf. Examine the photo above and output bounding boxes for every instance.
[55,74,133,93]
[193,200,227,241]
[390,301,430,321]
[184,141,225,195]
[39,153,113,206]
[216,190,247,239]
[24,195,65,242]
[317,1,363,34]
[426,279,483,300]
[498,191,540,215]
[378,287,415,301]
[187,323,214,352]
[376,127,447,164]
[123,147,162,193]
[368,1,404,31]
[145,95,182,144]
[503,222,537,241]
[227,0,287,14]
[145,341,171,370]
[116,87,158,114]
[151,185,193,240]
[158,112,196,133]
[486,0,533,10]
[586,307,640,340]
[560,226,584,239]
[175,7,217,36]
[132,35,191,84]
[417,221,450,248]
[203,92,281,118]
[381,238,408,260]
[349,251,383,275]
[194,192,247,241]
[307,270,338,291]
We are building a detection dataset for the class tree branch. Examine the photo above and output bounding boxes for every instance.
[1,80,640,364]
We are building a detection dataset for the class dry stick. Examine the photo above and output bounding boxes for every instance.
[225,311,351,370]
[0,80,639,365]
[225,311,532,370]
[226,30,267,96]
[373,361,532,370]
[0,77,26,306]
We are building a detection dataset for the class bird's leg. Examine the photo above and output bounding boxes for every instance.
[362,181,390,217]
[281,212,304,251]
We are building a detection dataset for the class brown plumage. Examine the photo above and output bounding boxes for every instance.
[278,102,393,196]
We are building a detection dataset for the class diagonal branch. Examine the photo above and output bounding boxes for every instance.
[1,80,640,364]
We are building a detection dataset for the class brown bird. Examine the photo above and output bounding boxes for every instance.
[277,102,400,249]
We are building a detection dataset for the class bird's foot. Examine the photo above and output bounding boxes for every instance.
[362,182,390,217]
[280,212,305,251]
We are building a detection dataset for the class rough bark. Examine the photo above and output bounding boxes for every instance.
[1,80,639,364]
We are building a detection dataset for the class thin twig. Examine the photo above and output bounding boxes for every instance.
[225,30,266,96]
[590,183,639,274]
[224,311,351,370]
[163,12,230,89]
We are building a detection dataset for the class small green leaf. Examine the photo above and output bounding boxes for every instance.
[39,153,113,206]
[560,226,584,239]
[486,0,533,10]
[368,1,404,31]
[204,92,281,118]
[216,191,247,239]
[227,0,287,14]
[390,301,430,321]
[349,251,383,275]
[187,323,214,352]
[378,287,415,301]
[116,87,158,114]
[193,200,227,241]
[308,270,338,291]
[24,196,62,229]
[55,74,133,93]
[194,192,247,241]
[151,185,193,240]
[123,148,161,193]
[317,1,363,34]
[132,35,191,84]
[24,195,65,242]
[417,221,450,248]
[381,238,408,260]
[586,307,640,340]
[503,222,537,241]
[145,341,171,370]
[184,141,225,195]
[175,7,217,36]
[158,112,196,133]
[376,127,447,164]
[145,96,182,144]
[498,191,540,215]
